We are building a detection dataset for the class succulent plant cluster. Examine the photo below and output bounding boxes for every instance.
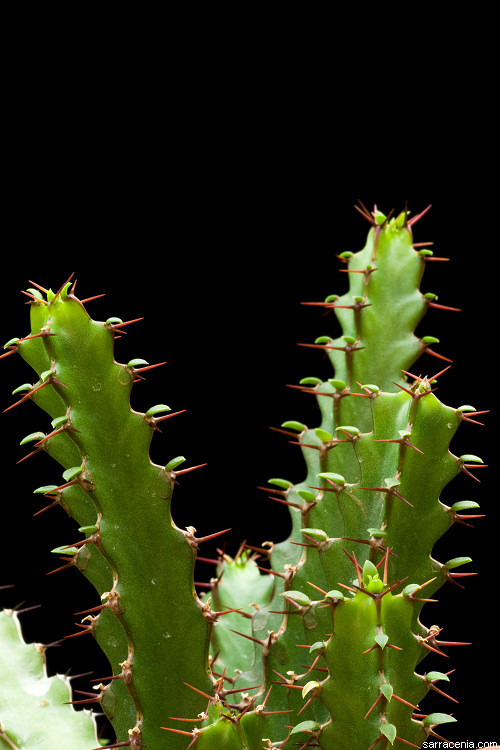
[0,203,488,749]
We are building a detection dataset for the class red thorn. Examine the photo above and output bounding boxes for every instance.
[21,290,47,304]
[229,629,265,646]
[195,527,231,544]
[425,347,454,363]
[196,556,220,565]
[55,273,76,298]
[46,559,76,575]
[364,692,383,718]
[392,693,419,710]
[394,737,421,748]
[407,204,432,227]
[16,448,42,464]
[297,694,316,715]
[428,302,461,312]
[354,202,377,225]
[80,294,106,304]
[257,565,286,579]
[33,499,60,516]
[161,727,194,737]
[134,361,167,374]
[307,580,327,595]
[270,495,302,510]
[0,348,19,360]
[64,626,93,639]
[341,547,362,586]
[174,462,207,476]
[74,603,108,615]
[183,682,214,701]
[28,280,48,293]
[168,717,203,723]
[154,409,187,423]
[110,317,144,329]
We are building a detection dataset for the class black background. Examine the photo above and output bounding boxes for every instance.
[0,60,496,743]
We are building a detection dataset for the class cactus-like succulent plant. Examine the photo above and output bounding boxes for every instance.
[0,202,491,748]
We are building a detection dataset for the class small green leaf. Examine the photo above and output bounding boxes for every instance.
[384,477,401,490]
[290,721,320,736]
[26,288,44,301]
[366,578,384,594]
[301,528,328,541]
[127,358,149,367]
[426,671,450,683]
[324,294,339,303]
[327,379,346,391]
[317,472,345,485]
[299,377,322,386]
[20,432,45,445]
[402,584,421,597]
[423,713,457,727]
[361,383,380,392]
[374,634,389,649]
[315,336,331,345]
[40,369,55,382]
[308,641,326,653]
[450,500,480,512]
[145,404,171,418]
[282,420,307,432]
[459,454,483,463]
[297,490,316,502]
[456,404,476,412]
[374,210,386,225]
[380,723,396,744]
[337,425,360,436]
[4,337,20,348]
[281,590,311,607]
[353,295,364,303]
[315,428,333,442]
[380,683,393,701]
[12,383,32,394]
[51,416,68,429]
[384,477,400,489]
[362,560,378,581]
[59,282,72,299]
[105,317,123,326]
[33,485,59,495]
[165,456,186,471]
[268,478,292,489]
[326,590,345,601]
[342,335,356,345]
[51,545,78,555]
[419,249,434,256]
[444,556,472,570]
[78,525,99,535]
[424,292,438,300]
[301,680,320,699]
[367,528,386,538]
[62,466,83,481]
[421,335,440,344]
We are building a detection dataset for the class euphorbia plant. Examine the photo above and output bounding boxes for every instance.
[0,202,489,749]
